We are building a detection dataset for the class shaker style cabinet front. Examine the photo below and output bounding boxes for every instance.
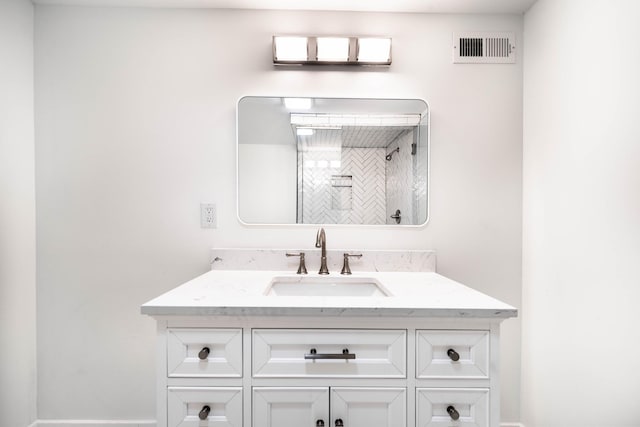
[253,387,406,427]
[156,323,503,427]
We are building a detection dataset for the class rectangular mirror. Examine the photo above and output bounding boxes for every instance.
[237,96,429,226]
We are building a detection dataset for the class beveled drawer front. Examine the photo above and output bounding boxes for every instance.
[416,388,489,427]
[416,330,489,379]
[168,387,242,427]
[252,329,406,378]
[167,328,242,378]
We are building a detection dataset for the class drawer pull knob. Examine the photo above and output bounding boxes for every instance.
[446,405,460,421]
[335,419,344,427]
[198,347,210,360]
[316,420,325,427]
[305,348,356,360]
[199,405,211,420]
[447,348,460,362]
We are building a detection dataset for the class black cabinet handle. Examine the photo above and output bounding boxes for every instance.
[198,347,210,360]
[305,348,356,360]
[316,420,325,427]
[335,419,344,427]
[447,348,460,362]
[199,405,211,420]
[447,405,460,421]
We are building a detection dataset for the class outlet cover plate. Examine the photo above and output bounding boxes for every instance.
[200,203,217,228]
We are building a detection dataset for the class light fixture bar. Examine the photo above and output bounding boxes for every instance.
[273,36,391,66]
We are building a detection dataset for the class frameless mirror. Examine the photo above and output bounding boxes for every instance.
[237,96,429,226]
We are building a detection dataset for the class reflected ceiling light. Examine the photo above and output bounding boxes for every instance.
[296,128,314,136]
[316,37,350,62]
[284,98,312,110]
[273,36,391,66]
[273,36,308,62]
[357,38,392,64]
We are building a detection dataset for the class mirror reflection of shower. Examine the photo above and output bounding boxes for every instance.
[292,112,426,225]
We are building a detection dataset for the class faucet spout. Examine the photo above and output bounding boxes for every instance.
[315,228,329,275]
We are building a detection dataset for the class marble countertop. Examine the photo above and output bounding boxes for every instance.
[141,270,517,319]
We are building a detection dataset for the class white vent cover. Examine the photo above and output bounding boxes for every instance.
[453,32,516,64]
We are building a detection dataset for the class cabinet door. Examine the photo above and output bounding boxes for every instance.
[330,388,406,427]
[253,387,329,427]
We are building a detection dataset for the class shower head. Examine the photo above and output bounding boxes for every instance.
[385,147,399,161]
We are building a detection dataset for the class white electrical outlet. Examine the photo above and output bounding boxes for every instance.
[200,203,217,228]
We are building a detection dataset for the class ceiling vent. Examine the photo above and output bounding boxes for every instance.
[453,32,516,64]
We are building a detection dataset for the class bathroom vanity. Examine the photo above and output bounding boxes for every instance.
[141,250,516,427]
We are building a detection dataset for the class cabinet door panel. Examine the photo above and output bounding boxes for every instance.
[416,388,489,427]
[253,387,329,427]
[167,387,242,427]
[331,387,406,427]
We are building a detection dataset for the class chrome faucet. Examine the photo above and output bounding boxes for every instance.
[315,228,329,275]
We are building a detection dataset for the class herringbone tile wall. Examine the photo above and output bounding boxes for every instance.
[300,148,386,224]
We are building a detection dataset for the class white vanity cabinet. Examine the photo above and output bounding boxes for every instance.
[141,267,516,427]
[150,318,505,427]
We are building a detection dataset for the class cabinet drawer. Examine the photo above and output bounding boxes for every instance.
[416,388,489,427]
[167,328,242,378]
[252,329,406,378]
[416,330,489,379]
[167,387,242,427]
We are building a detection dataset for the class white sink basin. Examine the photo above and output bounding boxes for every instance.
[265,275,391,297]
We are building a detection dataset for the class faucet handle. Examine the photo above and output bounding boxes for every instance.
[341,253,363,275]
[286,252,308,275]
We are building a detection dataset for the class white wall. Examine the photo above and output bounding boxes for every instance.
[238,143,297,223]
[522,0,640,426]
[0,1,37,426]
[35,7,523,423]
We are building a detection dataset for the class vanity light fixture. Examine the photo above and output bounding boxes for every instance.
[273,36,391,65]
